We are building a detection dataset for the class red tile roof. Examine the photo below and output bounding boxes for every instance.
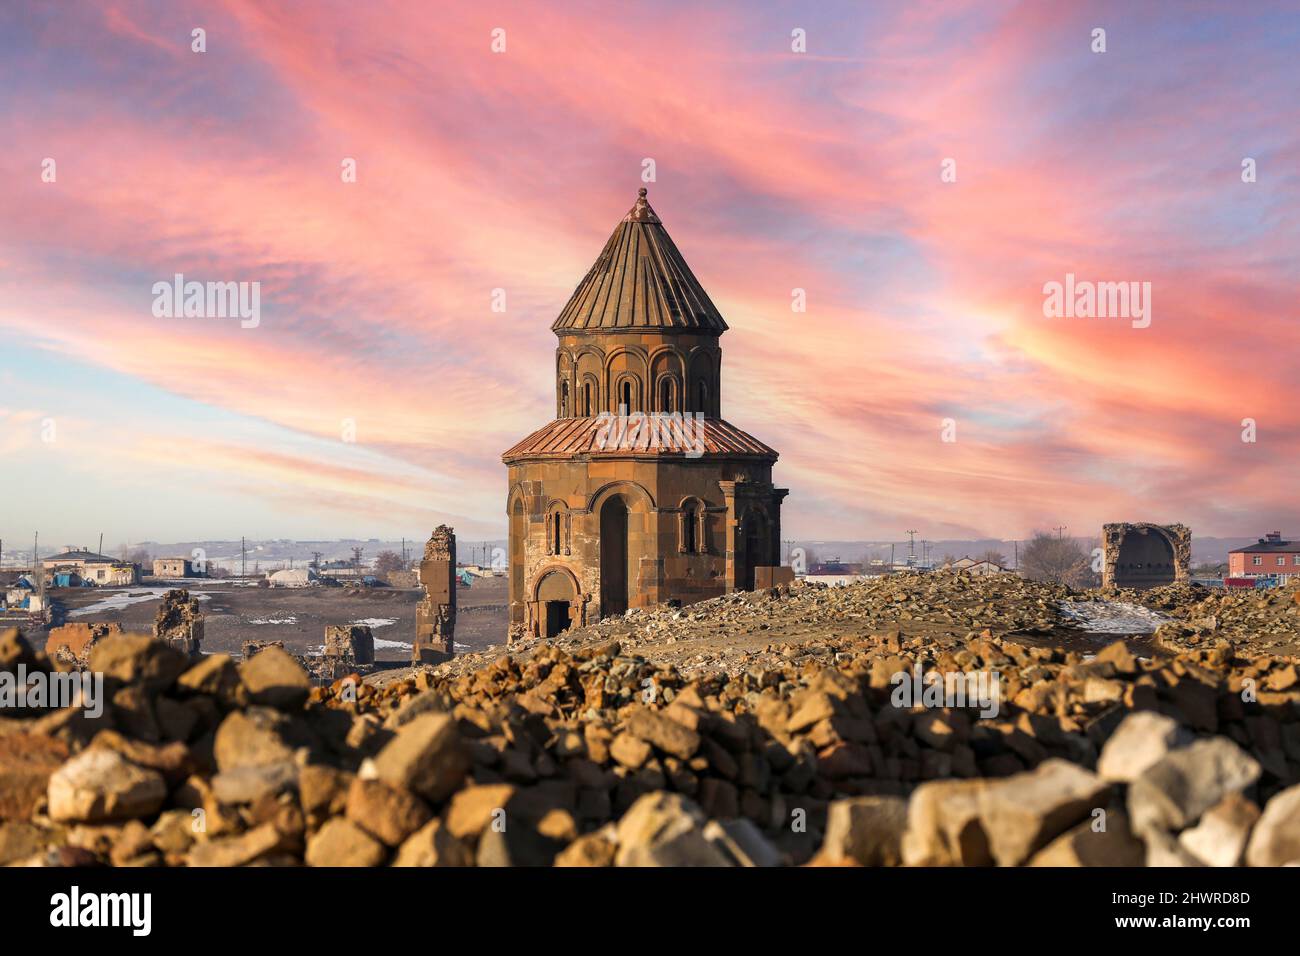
[502,416,777,462]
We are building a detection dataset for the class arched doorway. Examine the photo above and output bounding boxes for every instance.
[600,495,629,617]
[1114,529,1175,589]
[536,570,578,638]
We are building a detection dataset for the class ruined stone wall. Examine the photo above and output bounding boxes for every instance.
[44,622,123,667]
[153,589,203,660]
[324,624,374,666]
[1101,523,1191,589]
[413,526,455,664]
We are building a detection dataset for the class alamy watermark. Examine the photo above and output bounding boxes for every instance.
[593,409,706,459]
[0,665,103,718]
[50,886,150,936]
[152,273,260,328]
[890,663,1001,718]
[1042,273,1151,329]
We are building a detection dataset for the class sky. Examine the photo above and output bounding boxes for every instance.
[1,0,1297,549]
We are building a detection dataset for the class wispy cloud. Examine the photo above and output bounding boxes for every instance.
[1,0,1296,542]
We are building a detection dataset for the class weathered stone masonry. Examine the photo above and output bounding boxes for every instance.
[503,188,790,641]
[413,525,456,663]
[1101,522,1191,589]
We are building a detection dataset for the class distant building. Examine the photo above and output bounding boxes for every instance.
[944,557,1010,576]
[268,568,318,588]
[317,560,364,579]
[802,559,867,586]
[808,560,864,576]
[42,548,140,586]
[153,557,196,578]
[1228,532,1300,582]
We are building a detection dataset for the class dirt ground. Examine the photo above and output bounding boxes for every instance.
[29,575,509,660]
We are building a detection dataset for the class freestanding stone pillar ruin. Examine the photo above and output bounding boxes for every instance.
[413,525,455,664]
[154,589,203,660]
[324,624,375,666]
[1101,523,1191,589]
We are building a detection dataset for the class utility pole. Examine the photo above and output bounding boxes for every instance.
[1053,525,1067,540]
[241,537,246,578]
[34,532,44,604]
[1014,540,1019,570]
[890,542,895,571]
[98,533,103,556]
[905,530,918,565]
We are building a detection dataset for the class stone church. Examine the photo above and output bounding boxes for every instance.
[503,188,789,639]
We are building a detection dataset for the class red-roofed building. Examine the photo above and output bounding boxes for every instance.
[1228,532,1300,582]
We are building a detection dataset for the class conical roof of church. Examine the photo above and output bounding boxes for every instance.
[551,188,729,334]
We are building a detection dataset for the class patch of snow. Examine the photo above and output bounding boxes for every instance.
[373,637,411,650]
[350,618,397,629]
[68,587,174,617]
[1059,600,1167,634]
[248,616,298,625]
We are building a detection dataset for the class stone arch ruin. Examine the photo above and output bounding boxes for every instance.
[1101,522,1191,589]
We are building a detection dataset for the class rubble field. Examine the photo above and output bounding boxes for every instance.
[1,571,1298,867]
[34,577,509,661]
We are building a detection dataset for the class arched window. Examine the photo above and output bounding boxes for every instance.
[679,499,705,554]
[583,382,593,417]
[547,507,569,555]
[621,380,632,412]
[696,380,708,414]
[561,381,570,417]
[660,378,674,414]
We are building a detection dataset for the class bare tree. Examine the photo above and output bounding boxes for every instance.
[1078,537,1102,587]
[374,550,405,575]
[982,549,1009,568]
[1019,531,1090,587]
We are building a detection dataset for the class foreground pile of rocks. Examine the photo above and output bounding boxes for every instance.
[2,611,1298,867]
[1132,582,1300,654]
[491,571,1072,680]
